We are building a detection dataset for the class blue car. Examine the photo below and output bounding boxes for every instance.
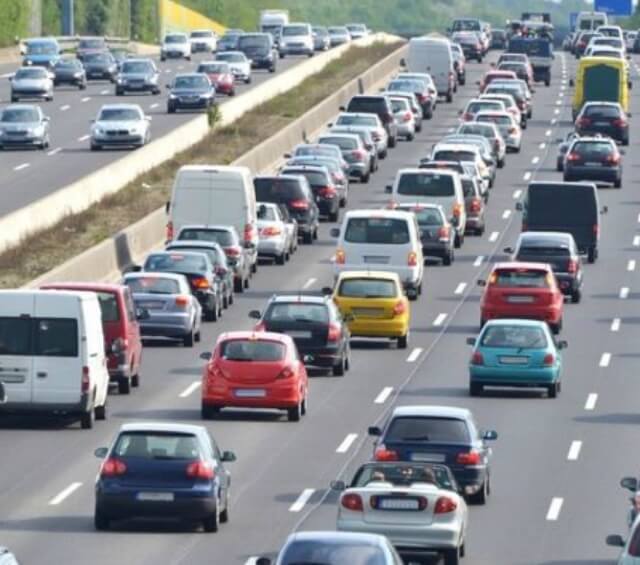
[94,422,236,532]
[467,319,567,398]
[23,38,60,68]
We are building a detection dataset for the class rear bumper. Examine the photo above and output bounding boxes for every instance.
[421,241,452,257]
[139,317,193,338]
[258,238,287,256]
[96,492,216,520]
[470,366,559,385]
[481,305,562,325]
[0,393,91,415]
[564,166,621,183]
[296,343,343,366]
[348,318,408,338]
[202,382,303,408]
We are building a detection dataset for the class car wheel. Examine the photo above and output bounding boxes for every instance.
[388,136,397,148]
[94,509,110,531]
[201,403,219,420]
[333,355,346,376]
[454,233,462,249]
[220,496,230,523]
[446,90,453,103]
[407,133,415,141]
[443,546,461,565]
[443,252,452,266]
[205,303,218,322]
[551,318,562,335]
[468,479,488,505]
[588,246,597,264]
[167,105,176,114]
[287,402,302,422]
[115,88,123,96]
[245,76,252,84]
[95,402,107,421]
[301,394,308,415]
[469,381,483,397]
[361,171,370,184]
[397,334,408,349]
[303,231,313,244]
[118,377,131,395]
[275,252,286,265]
[571,289,582,304]
[328,209,339,222]
[243,276,250,289]
[380,150,388,159]
[80,408,94,430]
[183,330,195,347]
[228,291,235,305]
[498,158,505,169]
[548,382,559,399]
[313,227,319,240]
[202,507,219,533]
[10,96,17,103]
[615,177,622,188]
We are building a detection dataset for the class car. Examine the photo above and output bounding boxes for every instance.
[110,48,134,70]
[478,69,517,92]
[279,23,314,57]
[453,30,483,61]
[491,29,507,48]
[217,30,243,52]
[381,90,424,130]
[328,26,352,47]
[479,92,524,128]
[52,57,87,89]
[0,547,19,565]
[346,23,369,39]
[90,103,150,150]
[76,36,108,61]
[386,77,435,119]
[10,66,53,102]
[289,143,349,173]
[237,33,277,72]
[439,134,497,184]
[492,78,533,117]
[316,133,372,184]
[94,422,235,531]
[450,43,467,86]
[333,462,467,565]
[83,51,118,82]
[474,110,521,152]
[396,72,439,114]
[395,203,455,265]
[0,104,50,150]
[461,175,486,235]
[556,132,580,171]
[326,126,377,179]
[123,272,202,346]
[457,121,506,167]
[575,101,629,146]
[478,262,565,333]
[459,98,506,122]
[189,29,217,53]
[200,331,309,421]
[141,251,224,322]
[574,31,603,57]
[256,202,293,264]
[497,61,532,85]
[388,96,416,140]
[431,142,492,191]
[312,26,331,51]
[331,112,389,158]
[280,164,341,221]
[344,95,398,147]
[167,73,216,113]
[563,136,622,187]
[160,32,191,61]
[215,51,252,83]
[368,405,498,504]
[607,513,640,562]
[115,58,160,95]
[331,270,410,349]
[467,319,566,398]
[175,224,253,292]
[197,61,235,96]
[22,37,60,68]
[286,153,351,205]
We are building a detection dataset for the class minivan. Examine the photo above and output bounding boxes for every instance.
[0,290,110,429]
[330,210,424,299]
[167,165,258,272]
[516,181,605,263]
[386,168,466,247]
[406,37,456,102]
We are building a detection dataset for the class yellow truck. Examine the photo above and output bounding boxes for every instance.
[571,56,629,119]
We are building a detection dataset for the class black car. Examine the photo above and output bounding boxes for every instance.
[237,33,277,72]
[76,36,108,62]
[506,231,584,302]
[52,58,87,89]
[249,294,351,375]
[454,32,483,61]
[83,51,118,82]
[556,132,580,171]
[344,95,398,148]
[575,102,629,146]
[167,73,216,113]
[115,58,160,96]
[254,175,320,244]
[396,203,455,265]
[217,30,243,51]
[497,61,530,85]
[280,165,340,222]
[491,29,507,49]
[563,136,622,187]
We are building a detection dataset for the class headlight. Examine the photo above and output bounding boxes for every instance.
[74,72,83,78]
[169,93,177,99]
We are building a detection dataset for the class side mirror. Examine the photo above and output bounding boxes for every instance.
[199,351,213,361]
[0,382,6,404]
[129,264,142,273]
[321,287,333,296]
[339,105,346,111]
[621,477,638,492]
[327,122,334,127]
[601,206,608,214]
[248,310,262,320]
[466,337,476,346]
[477,279,487,287]
[569,78,574,87]
[330,479,346,491]
[515,202,523,211]
[400,57,406,67]
[503,246,514,254]
[606,534,625,548]
[330,227,340,238]
[94,447,108,459]
[283,153,291,158]
[221,450,237,462]
[483,430,498,441]
[136,307,150,321]
[557,340,568,350]
[256,559,271,565]
[368,426,382,437]
[385,185,392,194]
[165,201,170,214]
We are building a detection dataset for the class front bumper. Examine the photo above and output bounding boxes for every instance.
[119,81,157,92]
[280,45,313,55]
[12,88,49,98]
[0,133,45,146]
[169,97,212,109]
[92,133,145,146]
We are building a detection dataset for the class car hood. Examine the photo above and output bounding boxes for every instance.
[0,121,42,131]
[95,120,144,129]
[55,67,80,76]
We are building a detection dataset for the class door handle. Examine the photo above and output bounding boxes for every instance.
[37,371,48,378]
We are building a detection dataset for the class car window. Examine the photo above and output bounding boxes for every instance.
[282,169,328,187]
[385,417,470,443]
[198,63,229,74]
[336,115,377,127]
[167,245,220,265]
[402,207,444,226]
[347,99,385,114]
[114,432,201,459]
[125,277,181,295]
[144,254,207,273]
[124,289,136,322]
[255,178,305,201]
[257,205,278,221]
[34,318,78,357]
[165,35,187,43]
[98,108,142,121]
[1,108,39,122]
[397,172,455,197]
[572,141,615,156]
[480,325,547,348]
[121,61,153,73]
[491,268,550,288]
[344,217,410,244]
[238,36,270,49]
[338,278,397,298]
[174,75,209,89]
[318,137,358,150]
[16,68,47,79]
[281,541,388,565]
[518,245,570,257]
[220,339,285,361]
[627,524,640,557]
[178,229,235,246]
[461,178,478,198]
[266,303,329,323]
[433,150,475,163]
[0,317,31,355]
[353,464,455,491]
[283,25,309,36]
[388,79,424,92]
[96,292,120,322]
[477,114,512,126]
[583,105,621,118]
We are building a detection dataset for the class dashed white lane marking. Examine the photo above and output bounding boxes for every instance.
[531,156,540,165]
[546,497,564,521]
[47,147,62,156]
[502,209,511,219]
[14,163,30,171]
[60,104,70,111]
[539,143,546,150]
[473,256,484,267]
[81,96,90,102]
[599,353,611,368]
[545,129,552,137]
[551,118,557,125]
[49,482,83,506]
[567,441,582,461]
[164,69,171,73]
[522,172,531,182]
[447,127,455,133]
[489,231,499,242]
[150,103,159,109]
[374,387,393,404]
[611,318,621,332]
[100,89,109,95]
[555,100,562,106]
[454,282,467,295]
[336,433,358,454]
[585,393,598,411]
[514,188,523,198]
[179,381,201,398]
[620,287,630,299]
[633,235,640,247]
[554,109,560,115]
[433,314,447,327]
[289,488,315,512]
[77,134,90,142]
[302,277,316,289]
[407,347,423,362]
[637,213,640,223]
[628,260,636,272]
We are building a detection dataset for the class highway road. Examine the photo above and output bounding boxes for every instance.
[0,48,638,565]
[0,52,310,218]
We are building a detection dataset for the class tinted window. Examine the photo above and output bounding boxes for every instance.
[347,98,386,114]
[220,339,285,361]
[98,108,142,121]
[480,325,547,348]
[283,26,309,36]
[266,303,329,323]
[398,173,455,197]
[468,101,501,113]
[1,108,39,122]
[388,79,424,92]
[519,245,570,257]
[283,169,328,187]
[318,137,358,150]
[254,178,305,201]
[167,245,220,265]
[477,114,512,125]
[144,254,207,273]
[198,63,229,74]
[174,75,209,89]
[583,105,621,118]
[96,292,120,322]
[433,150,475,163]
[385,417,470,443]
[0,317,31,355]
[125,277,181,295]
[344,217,410,244]
[34,318,78,357]
[338,278,397,298]
[573,141,615,156]
[238,36,269,49]
[178,229,235,246]
[121,61,153,73]
[491,269,549,288]
[336,115,377,127]
[462,178,477,197]
[401,207,444,226]
[628,524,640,557]
[114,432,200,459]
[281,541,387,565]
[527,186,597,226]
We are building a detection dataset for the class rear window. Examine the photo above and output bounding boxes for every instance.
[177,229,235,247]
[144,254,207,273]
[281,541,387,565]
[519,245,570,257]
[255,178,305,201]
[491,268,549,288]
[168,245,221,266]
[527,186,597,226]
[572,141,615,156]
[257,206,278,221]
[468,101,501,113]
[347,98,386,114]
[385,417,470,443]
[338,278,397,298]
[398,172,455,197]
[344,217,410,244]
[283,169,328,187]
[265,302,329,323]
[433,150,475,163]
[336,115,376,127]
[390,99,409,112]
[583,105,620,118]
[461,178,477,197]
[220,339,286,361]
[480,325,547,348]
[113,432,201,459]
[318,137,358,150]
[477,114,512,125]
[0,317,31,355]
[387,79,424,92]
[125,277,181,295]
[35,319,78,357]
[96,292,120,322]
[404,207,444,226]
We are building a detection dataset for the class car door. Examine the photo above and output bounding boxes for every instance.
[123,288,142,374]
[209,436,231,498]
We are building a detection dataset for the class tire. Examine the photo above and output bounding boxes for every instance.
[551,318,562,335]
[94,510,110,531]
[115,87,123,96]
[10,96,17,103]
[545,79,551,87]
[328,209,339,222]
[251,261,257,274]
[287,402,302,422]
[397,334,408,349]
[388,136,397,148]
[234,278,244,293]
[446,90,453,103]
[588,246,597,264]
[167,105,176,114]
[132,373,140,387]
[245,77,252,85]
[623,138,630,147]
[303,231,313,245]
[205,302,218,322]
[118,377,131,394]
[275,252,286,265]
[498,158,505,169]
[195,330,201,343]
[443,252,452,266]
[469,381,483,397]
[379,149,388,159]
[515,145,521,154]
[548,382,559,399]
[220,498,230,523]
[202,508,219,533]
[468,479,488,505]
[571,289,582,304]
[361,171,370,183]
[443,546,461,565]
[201,403,219,420]
[184,330,195,347]
[95,403,107,421]
[615,177,622,188]
[243,276,249,289]
[301,394,308,415]
[81,408,94,430]
[407,133,415,141]
[333,355,346,376]
[454,232,462,249]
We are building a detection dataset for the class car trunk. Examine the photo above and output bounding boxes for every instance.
[335,296,397,320]
[218,359,283,384]
[487,285,553,307]
[360,486,438,525]
[117,458,195,489]
[480,346,550,368]
[132,292,184,314]
[516,250,572,274]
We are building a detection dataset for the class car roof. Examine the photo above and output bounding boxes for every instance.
[483,318,551,329]
[270,294,329,304]
[337,270,402,282]
[120,421,206,434]
[395,202,446,213]
[391,405,472,419]
[434,143,481,153]
[491,261,552,271]
[121,58,153,64]
[178,224,237,232]
[583,101,621,107]
[344,208,417,220]
[124,272,186,282]
[398,167,458,178]
[255,174,304,182]
[217,330,293,344]
[338,112,379,119]
[41,282,123,293]
[518,231,574,245]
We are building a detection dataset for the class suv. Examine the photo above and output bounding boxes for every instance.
[344,95,398,148]
[575,102,629,146]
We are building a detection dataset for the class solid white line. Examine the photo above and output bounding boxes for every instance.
[633,235,640,247]
[60,104,70,111]
[532,156,540,165]
[620,287,630,299]
[375,386,393,404]
[585,393,598,411]
[567,441,582,461]
[289,488,314,512]
[100,89,109,95]
[150,103,159,109]
[77,134,90,142]
[599,353,611,368]
[539,143,546,150]
[302,277,316,290]
[522,173,531,183]
[546,497,563,521]
[454,282,466,295]
[81,96,90,102]
[407,347,423,362]
[489,231,499,242]
[473,256,484,267]
[433,314,447,327]
[502,209,511,220]
[611,318,621,332]
[49,482,82,506]
[179,381,201,398]
[514,188,523,198]
[628,260,636,272]
[336,433,358,454]
[47,147,62,156]
[13,163,30,171]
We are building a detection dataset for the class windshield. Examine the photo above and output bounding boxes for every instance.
[125,277,180,295]
[329,27,349,35]
[398,172,455,197]
[165,35,187,44]
[174,75,209,89]
[388,79,424,92]
[15,68,47,79]
[480,324,547,348]
[386,416,470,443]
[344,217,410,244]
[27,42,57,55]
[114,432,201,460]
[191,31,212,38]
[98,108,142,121]
[433,150,475,162]
[216,53,243,62]
[1,108,39,122]
[144,253,207,274]
[121,61,153,73]
[453,20,481,31]
[84,53,111,63]
[283,25,308,36]
[266,302,329,323]
[55,59,80,68]
[177,229,235,246]
[220,339,285,361]
[338,278,397,298]
[336,115,377,127]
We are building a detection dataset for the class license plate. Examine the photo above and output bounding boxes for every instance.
[137,492,174,502]
[287,330,312,339]
[585,161,602,167]
[499,356,529,365]
[410,452,445,463]
[507,295,534,303]
[379,498,420,510]
[352,308,384,317]
[139,301,164,309]
[363,256,389,264]
[594,121,609,127]
[235,388,266,398]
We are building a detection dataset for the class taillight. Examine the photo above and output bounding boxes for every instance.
[101,457,127,477]
[567,259,578,274]
[318,186,337,198]
[175,295,190,307]
[374,445,399,461]
[352,149,366,160]
[403,111,412,122]
[471,351,484,366]
[328,323,342,342]
[166,221,174,241]
[434,496,458,514]
[606,154,621,165]
[186,460,215,480]
[408,251,418,266]
[470,198,482,213]
[254,322,266,332]
[593,223,600,237]
[335,249,345,264]
[341,493,363,511]
[577,117,590,127]
[456,450,481,465]
[82,366,90,393]
[243,224,255,243]
[566,152,580,162]
[438,226,450,241]
[290,199,310,210]
[224,246,241,257]
[276,366,295,379]
[261,226,282,236]
[543,353,555,366]
[613,118,627,127]
[452,203,463,217]
[193,277,210,290]
[393,300,406,316]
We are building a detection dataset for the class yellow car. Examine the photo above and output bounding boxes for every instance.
[332,271,410,349]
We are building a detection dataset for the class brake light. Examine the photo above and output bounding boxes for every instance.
[319,186,337,199]
[261,226,282,236]
[434,496,458,514]
[408,251,418,266]
[328,323,342,342]
[606,154,621,165]
[352,149,366,160]
[166,221,174,241]
[577,117,590,127]
[566,152,580,162]
[567,259,578,274]
[403,111,412,122]
[254,322,266,332]
[335,249,346,264]
[438,226,450,240]
[276,366,295,379]
[186,460,215,480]
[224,246,241,257]
[471,351,484,366]
[456,450,481,465]
[470,198,482,213]
[341,493,364,511]
[613,118,627,127]
[374,445,399,461]
[193,277,210,290]
[543,353,555,366]
[101,457,127,477]
[243,223,255,243]
[593,223,600,237]
[393,300,406,316]
[82,366,90,393]
[452,203,463,217]
[175,295,190,308]
[290,199,310,210]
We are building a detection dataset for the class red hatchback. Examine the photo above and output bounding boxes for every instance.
[200,331,309,422]
[196,61,235,96]
[478,262,564,333]
[41,283,144,393]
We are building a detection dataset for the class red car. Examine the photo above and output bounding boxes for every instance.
[479,70,517,92]
[200,331,309,422]
[196,61,235,96]
[478,262,564,333]
[41,283,144,394]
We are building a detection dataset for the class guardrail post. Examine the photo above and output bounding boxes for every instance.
[357,77,365,94]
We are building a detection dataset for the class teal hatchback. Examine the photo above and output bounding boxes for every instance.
[467,319,566,398]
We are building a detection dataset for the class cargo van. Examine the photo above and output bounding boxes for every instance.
[576,11,608,32]
[167,165,258,271]
[0,290,109,429]
[516,181,605,263]
[571,56,629,118]
[406,37,455,102]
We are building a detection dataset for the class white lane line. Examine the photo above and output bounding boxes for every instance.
[555,100,562,106]
[551,118,557,125]
[407,347,423,362]
[289,488,314,512]
[81,96,91,102]
[47,147,62,156]
[100,89,109,95]
[178,66,184,70]
[302,277,316,289]
[77,134,90,142]
[447,127,455,133]
[599,353,611,368]
[633,235,640,247]
[49,482,83,506]
[454,282,466,295]
[60,104,70,111]
[628,260,636,272]
[531,156,540,165]
[585,393,598,411]
[546,497,564,521]
[611,318,621,332]
[13,163,30,171]
[545,129,552,137]
[150,103,159,109]
[179,381,201,398]
[514,188,523,198]
[637,213,640,223]
[433,314,447,327]
[164,69,171,73]
[375,386,393,404]
[522,173,531,183]
[620,287,630,299]
[567,441,582,461]
[489,231,499,243]
[336,433,358,454]
[473,255,484,267]
[554,108,560,115]
[539,143,546,150]
[245,558,259,565]
[502,209,511,220]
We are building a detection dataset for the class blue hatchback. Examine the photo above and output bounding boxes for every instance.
[467,319,567,398]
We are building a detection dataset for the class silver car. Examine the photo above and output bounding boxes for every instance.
[381,90,423,131]
[328,26,351,47]
[346,23,370,39]
[123,272,202,347]
[90,103,151,151]
[257,202,292,264]
[312,26,331,51]
[215,51,252,83]
[332,112,389,158]
[328,126,378,177]
[316,132,372,183]
[334,462,468,564]
[389,96,416,140]
[115,58,160,96]
[0,104,50,150]
[608,514,640,564]
[10,66,54,102]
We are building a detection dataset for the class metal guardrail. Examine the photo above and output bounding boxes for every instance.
[18,35,133,54]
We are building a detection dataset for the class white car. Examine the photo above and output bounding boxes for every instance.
[474,110,521,153]
[90,103,151,151]
[10,66,54,102]
[189,29,217,53]
[257,202,293,265]
[457,121,507,168]
[432,142,490,190]
[215,51,252,83]
[389,96,416,140]
[160,33,191,61]
[279,23,314,57]
[626,31,637,51]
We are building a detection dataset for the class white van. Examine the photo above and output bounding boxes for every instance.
[0,290,109,429]
[387,168,466,247]
[167,165,258,270]
[576,12,608,32]
[406,37,455,102]
[330,210,424,299]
